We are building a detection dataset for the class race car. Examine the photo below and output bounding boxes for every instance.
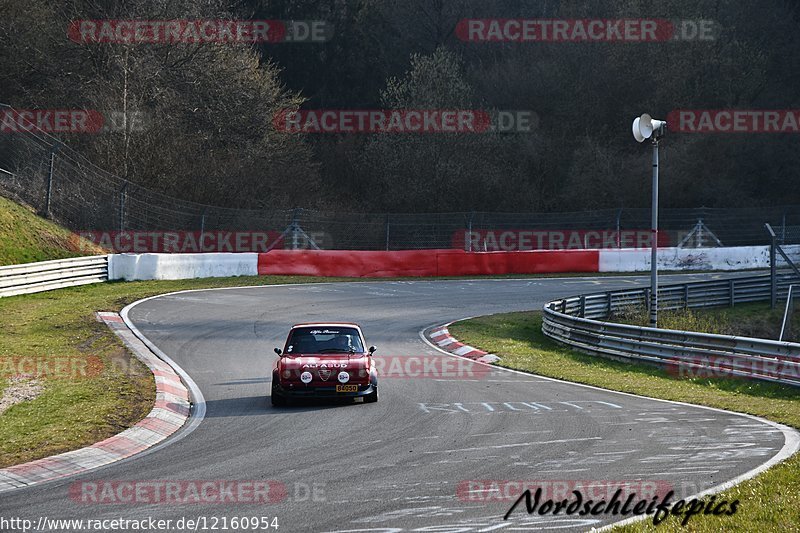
[271,323,378,406]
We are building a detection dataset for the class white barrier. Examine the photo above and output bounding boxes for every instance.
[108,253,258,281]
[0,255,108,298]
[599,245,800,272]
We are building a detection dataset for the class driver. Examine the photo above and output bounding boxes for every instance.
[334,335,355,352]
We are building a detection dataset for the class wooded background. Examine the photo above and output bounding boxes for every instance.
[2,0,799,212]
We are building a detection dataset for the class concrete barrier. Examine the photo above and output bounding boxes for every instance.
[256,249,600,277]
[108,253,258,280]
[598,245,800,272]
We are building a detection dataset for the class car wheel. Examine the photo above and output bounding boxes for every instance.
[364,386,378,403]
[271,391,287,407]
[271,376,288,407]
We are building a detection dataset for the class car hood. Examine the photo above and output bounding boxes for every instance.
[279,353,369,371]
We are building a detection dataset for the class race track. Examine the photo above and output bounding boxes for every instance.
[0,275,794,532]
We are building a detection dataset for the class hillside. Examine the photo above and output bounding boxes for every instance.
[0,195,105,266]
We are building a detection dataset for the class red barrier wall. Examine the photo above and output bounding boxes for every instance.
[258,249,599,277]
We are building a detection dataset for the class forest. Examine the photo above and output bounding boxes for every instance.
[2,0,799,213]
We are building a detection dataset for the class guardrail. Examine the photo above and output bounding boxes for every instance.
[543,273,800,387]
[0,255,109,298]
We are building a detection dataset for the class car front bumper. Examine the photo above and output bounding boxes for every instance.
[272,381,376,399]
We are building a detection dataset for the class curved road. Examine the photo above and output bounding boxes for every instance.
[0,275,794,532]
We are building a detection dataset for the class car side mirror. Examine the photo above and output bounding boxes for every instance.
[368,346,376,354]
[274,348,282,356]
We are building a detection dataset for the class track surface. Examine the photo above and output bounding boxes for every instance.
[0,275,793,532]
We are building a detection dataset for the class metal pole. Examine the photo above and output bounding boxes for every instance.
[779,285,797,341]
[650,139,659,327]
[118,183,128,233]
[44,147,56,218]
[767,223,777,309]
[199,210,206,251]
[467,212,474,252]
[291,208,299,250]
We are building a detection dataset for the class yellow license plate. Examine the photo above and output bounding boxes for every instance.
[336,385,358,392]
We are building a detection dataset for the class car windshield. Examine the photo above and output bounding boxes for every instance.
[285,327,364,354]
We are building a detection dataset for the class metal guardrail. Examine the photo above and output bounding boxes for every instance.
[543,273,800,387]
[0,255,109,298]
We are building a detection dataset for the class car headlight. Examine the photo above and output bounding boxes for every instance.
[358,368,367,377]
[282,369,292,379]
[300,371,313,384]
[337,371,350,383]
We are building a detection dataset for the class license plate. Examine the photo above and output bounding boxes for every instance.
[336,385,357,392]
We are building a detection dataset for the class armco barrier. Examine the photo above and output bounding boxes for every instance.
[108,253,258,280]
[542,273,800,387]
[0,255,108,297]
[256,249,600,277]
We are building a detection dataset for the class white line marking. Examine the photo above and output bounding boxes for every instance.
[121,298,207,455]
[418,316,800,532]
[422,437,602,454]
[537,469,590,473]
[593,450,639,455]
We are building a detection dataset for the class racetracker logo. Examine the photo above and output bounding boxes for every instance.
[667,109,800,133]
[0,109,104,133]
[68,20,287,43]
[454,229,671,251]
[457,480,672,502]
[274,109,490,134]
[666,356,800,381]
[373,356,492,379]
[272,109,537,134]
[0,355,103,379]
[69,481,289,504]
[456,19,716,42]
[72,231,284,253]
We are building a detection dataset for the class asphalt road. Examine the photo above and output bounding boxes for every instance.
[0,274,794,532]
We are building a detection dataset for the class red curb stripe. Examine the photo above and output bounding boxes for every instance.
[428,327,491,362]
[0,312,192,492]
[92,435,143,455]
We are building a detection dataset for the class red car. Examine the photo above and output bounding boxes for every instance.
[271,323,378,406]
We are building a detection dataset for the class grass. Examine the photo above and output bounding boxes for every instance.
[0,195,105,265]
[449,311,800,532]
[611,301,799,340]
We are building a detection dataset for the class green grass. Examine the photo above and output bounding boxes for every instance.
[449,311,800,532]
[612,301,799,340]
[0,195,106,265]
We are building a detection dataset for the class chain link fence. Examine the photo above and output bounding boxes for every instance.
[2,105,799,252]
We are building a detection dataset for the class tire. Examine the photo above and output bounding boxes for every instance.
[271,391,287,407]
[271,375,288,407]
[364,386,378,403]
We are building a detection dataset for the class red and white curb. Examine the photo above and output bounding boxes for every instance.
[427,325,500,364]
[0,312,190,492]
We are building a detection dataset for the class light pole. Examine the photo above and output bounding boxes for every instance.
[632,114,666,327]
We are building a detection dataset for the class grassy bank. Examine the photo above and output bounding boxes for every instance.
[0,196,105,266]
[610,300,799,341]
[449,311,800,532]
